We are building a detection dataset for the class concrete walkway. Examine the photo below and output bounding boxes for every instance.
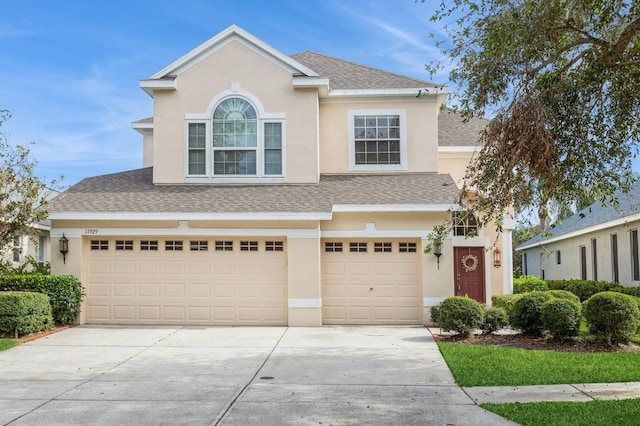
[0,325,515,425]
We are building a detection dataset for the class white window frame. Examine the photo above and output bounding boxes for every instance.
[184,91,286,183]
[348,109,407,171]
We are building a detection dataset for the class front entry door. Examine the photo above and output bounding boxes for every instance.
[454,247,486,303]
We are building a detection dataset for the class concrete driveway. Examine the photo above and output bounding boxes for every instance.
[0,325,514,425]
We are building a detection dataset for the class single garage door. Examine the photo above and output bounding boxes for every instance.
[322,239,422,324]
[84,237,287,325]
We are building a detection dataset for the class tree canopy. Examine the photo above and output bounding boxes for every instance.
[424,0,640,230]
[0,110,60,249]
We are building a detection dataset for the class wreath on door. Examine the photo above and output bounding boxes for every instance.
[461,254,479,273]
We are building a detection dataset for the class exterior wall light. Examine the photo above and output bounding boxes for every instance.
[493,247,501,268]
[433,241,443,269]
[59,234,69,264]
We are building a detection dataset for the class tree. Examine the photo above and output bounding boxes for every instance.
[0,110,60,249]
[423,0,640,231]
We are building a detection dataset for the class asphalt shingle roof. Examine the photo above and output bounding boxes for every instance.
[437,109,488,147]
[291,51,438,91]
[518,182,640,249]
[48,168,459,214]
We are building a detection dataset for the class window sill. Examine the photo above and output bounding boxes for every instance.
[348,164,407,172]
[185,176,286,184]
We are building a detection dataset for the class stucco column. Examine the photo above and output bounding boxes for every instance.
[502,217,516,295]
[287,235,322,326]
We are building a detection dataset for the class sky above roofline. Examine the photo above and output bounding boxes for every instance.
[1,0,451,186]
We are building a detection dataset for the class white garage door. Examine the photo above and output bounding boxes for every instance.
[85,237,287,325]
[322,239,422,324]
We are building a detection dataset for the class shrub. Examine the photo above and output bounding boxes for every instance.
[545,290,581,304]
[430,304,441,326]
[0,275,84,324]
[583,292,640,345]
[491,294,521,318]
[481,307,509,334]
[513,276,548,293]
[616,286,640,298]
[439,296,485,336]
[541,298,582,339]
[547,279,622,302]
[0,291,53,338]
[510,291,555,335]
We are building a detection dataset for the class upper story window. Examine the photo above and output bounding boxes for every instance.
[453,212,479,237]
[186,96,284,182]
[348,110,407,171]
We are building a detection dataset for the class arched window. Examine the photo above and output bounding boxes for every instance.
[213,98,258,175]
[186,96,283,179]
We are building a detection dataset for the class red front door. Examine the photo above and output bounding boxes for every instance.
[454,247,486,303]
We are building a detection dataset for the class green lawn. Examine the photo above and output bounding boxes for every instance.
[0,339,19,351]
[481,399,640,426]
[438,342,640,386]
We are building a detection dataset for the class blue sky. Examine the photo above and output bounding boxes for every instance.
[1,0,449,186]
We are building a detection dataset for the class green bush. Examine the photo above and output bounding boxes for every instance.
[0,291,53,338]
[430,304,441,326]
[583,292,640,345]
[0,275,84,324]
[547,279,622,302]
[481,307,509,334]
[439,296,485,336]
[545,290,581,304]
[491,294,521,318]
[510,291,555,335]
[541,298,582,339]
[513,276,548,293]
[616,286,640,298]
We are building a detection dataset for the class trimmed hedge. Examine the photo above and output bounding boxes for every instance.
[545,289,581,304]
[0,275,83,325]
[510,291,555,335]
[491,294,521,318]
[513,276,548,293]
[583,292,640,345]
[541,298,581,339]
[439,296,484,335]
[546,279,623,302]
[481,306,509,334]
[430,304,441,326]
[0,291,53,338]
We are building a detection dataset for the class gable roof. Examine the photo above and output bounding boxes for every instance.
[47,168,460,220]
[518,182,640,250]
[291,51,438,91]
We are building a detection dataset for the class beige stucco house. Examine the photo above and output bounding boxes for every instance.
[47,25,514,326]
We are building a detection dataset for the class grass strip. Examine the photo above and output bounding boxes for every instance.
[481,399,640,426]
[0,339,19,351]
[439,342,640,386]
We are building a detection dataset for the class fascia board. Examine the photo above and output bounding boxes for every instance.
[148,25,318,80]
[332,204,457,213]
[328,87,448,98]
[48,211,332,221]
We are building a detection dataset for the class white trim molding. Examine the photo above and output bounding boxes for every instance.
[332,204,456,213]
[48,212,332,221]
[288,298,322,308]
[423,297,446,307]
[50,228,321,239]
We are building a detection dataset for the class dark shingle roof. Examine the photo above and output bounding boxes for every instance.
[438,109,488,146]
[48,168,459,214]
[291,51,438,91]
[518,182,640,249]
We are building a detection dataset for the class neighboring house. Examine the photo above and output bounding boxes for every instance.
[47,25,514,326]
[1,221,50,268]
[517,182,640,286]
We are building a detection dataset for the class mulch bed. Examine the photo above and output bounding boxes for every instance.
[0,324,77,343]
[434,332,640,353]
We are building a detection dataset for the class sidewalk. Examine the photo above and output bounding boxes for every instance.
[427,327,640,405]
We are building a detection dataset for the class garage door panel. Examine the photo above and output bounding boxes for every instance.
[322,240,421,324]
[113,261,136,275]
[138,283,160,297]
[85,238,287,325]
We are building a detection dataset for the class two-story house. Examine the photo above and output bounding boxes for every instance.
[47,25,514,326]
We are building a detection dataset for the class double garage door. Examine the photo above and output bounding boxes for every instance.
[85,237,287,325]
[85,237,422,325]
